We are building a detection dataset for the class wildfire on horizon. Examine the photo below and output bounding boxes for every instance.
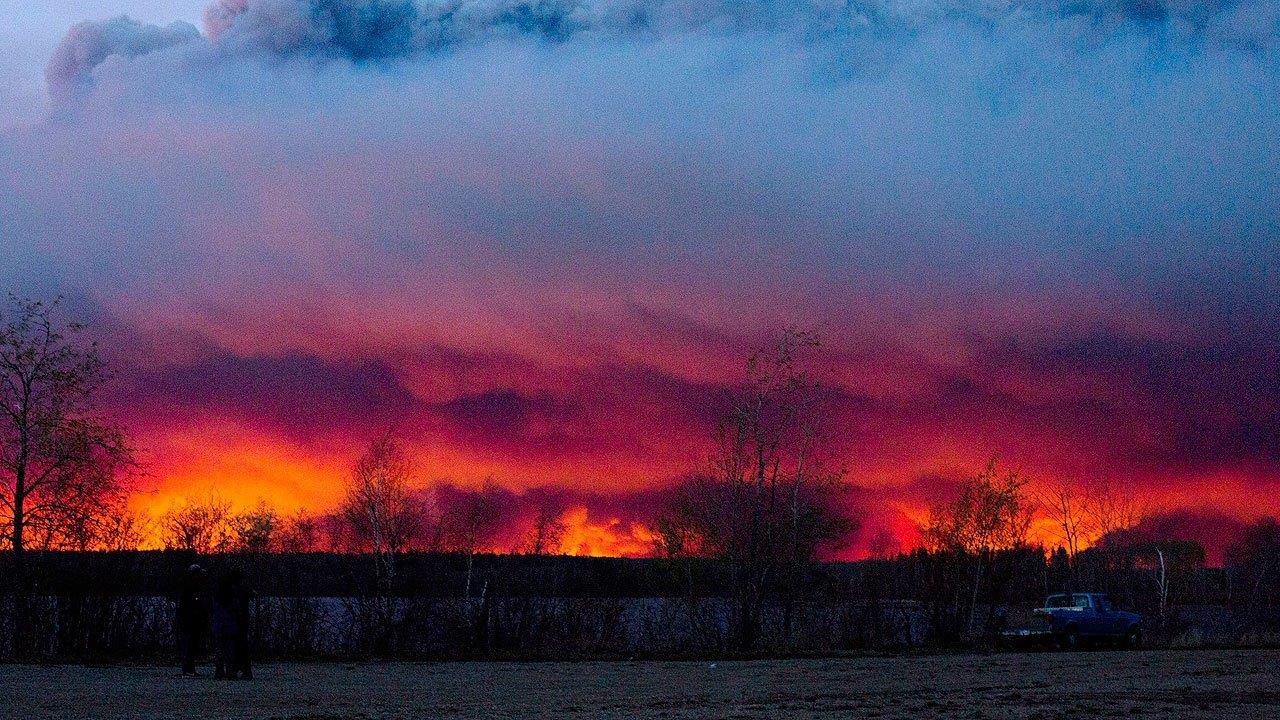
[4,0,1280,568]
[123,443,1258,566]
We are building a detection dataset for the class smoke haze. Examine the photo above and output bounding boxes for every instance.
[2,0,1278,556]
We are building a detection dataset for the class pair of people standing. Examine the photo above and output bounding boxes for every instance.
[174,564,255,680]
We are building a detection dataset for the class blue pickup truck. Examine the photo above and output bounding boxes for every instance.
[1001,593,1142,649]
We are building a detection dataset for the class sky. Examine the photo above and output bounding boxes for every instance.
[2,0,1279,560]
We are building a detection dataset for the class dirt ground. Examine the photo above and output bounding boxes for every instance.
[1,649,1277,719]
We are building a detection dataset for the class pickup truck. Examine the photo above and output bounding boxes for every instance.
[1000,593,1142,649]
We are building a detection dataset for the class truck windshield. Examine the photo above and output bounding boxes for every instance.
[1045,594,1091,608]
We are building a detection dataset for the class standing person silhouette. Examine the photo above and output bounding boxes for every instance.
[232,569,257,680]
[211,570,237,680]
[174,564,207,676]
[212,568,256,680]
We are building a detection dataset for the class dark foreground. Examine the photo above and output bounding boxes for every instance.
[1,649,1277,719]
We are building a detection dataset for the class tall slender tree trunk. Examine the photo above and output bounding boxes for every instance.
[737,437,767,653]
[1156,548,1168,621]
[10,466,28,659]
[968,552,984,637]
[10,497,21,556]
[465,550,474,599]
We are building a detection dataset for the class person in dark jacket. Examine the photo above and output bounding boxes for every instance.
[211,570,236,680]
[174,564,207,676]
[232,570,256,681]
[212,568,256,680]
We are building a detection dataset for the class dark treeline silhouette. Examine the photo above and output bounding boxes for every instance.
[1,522,1277,662]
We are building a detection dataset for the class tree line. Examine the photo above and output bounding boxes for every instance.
[3,294,1279,659]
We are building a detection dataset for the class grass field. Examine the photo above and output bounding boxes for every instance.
[2,649,1277,719]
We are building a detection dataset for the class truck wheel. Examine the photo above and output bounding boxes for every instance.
[1058,628,1079,651]
[1124,628,1141,649]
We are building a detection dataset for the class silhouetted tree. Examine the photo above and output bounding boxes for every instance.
[1227,517,1280,630]
[443,481,504,598]
[231,500,280,553]
[92,503,151,551]
[1038,480,1093,584]
[31,485,136,552]
[924,461,1033,555]
[1,296,133,554]
[159,493,234,554]
[339,432,424,590]
[922,459,1033,636]
[1124,539,1205,621]
[1079,479,1151,595]
[337,435,432,656]
[0,296,133,655]
[277,509,322,553]
[523,491,567,556]
[1083,477,1148,540]
[656,329,852,651]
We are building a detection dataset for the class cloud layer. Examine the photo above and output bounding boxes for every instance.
[3,0,1279,556]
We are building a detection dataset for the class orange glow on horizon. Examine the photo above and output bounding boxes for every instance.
[117,415,1280,563]
[551,506,658,557]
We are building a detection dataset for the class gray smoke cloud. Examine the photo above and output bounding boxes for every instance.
[192,0,1280,55]
[46,0,1280,102]
[46,15,200,102]
[14,0,1279,319]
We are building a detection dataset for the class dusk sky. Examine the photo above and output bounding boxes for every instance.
[3,0,1279,558]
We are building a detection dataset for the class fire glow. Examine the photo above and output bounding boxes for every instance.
[4,0,1279,562]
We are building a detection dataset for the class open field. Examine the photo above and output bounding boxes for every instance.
[1,649,1278,719]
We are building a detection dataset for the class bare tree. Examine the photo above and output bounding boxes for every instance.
[655,329,853,651]
[93,503,152,551]
[1082,477,1148,541]
[523,491,567,556]
[0,296,133,556]
[0,296,133,656]
[159,493,234,554]
[339,432,424,589]
[277,509,322,553]
[924,460,1034,554]
[1127,540,1204,621]
[923,459,1033,634]
[27,471,136,552]
[1038,480,1094,580]
[231,499,280,553]
[444,481,503,599]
